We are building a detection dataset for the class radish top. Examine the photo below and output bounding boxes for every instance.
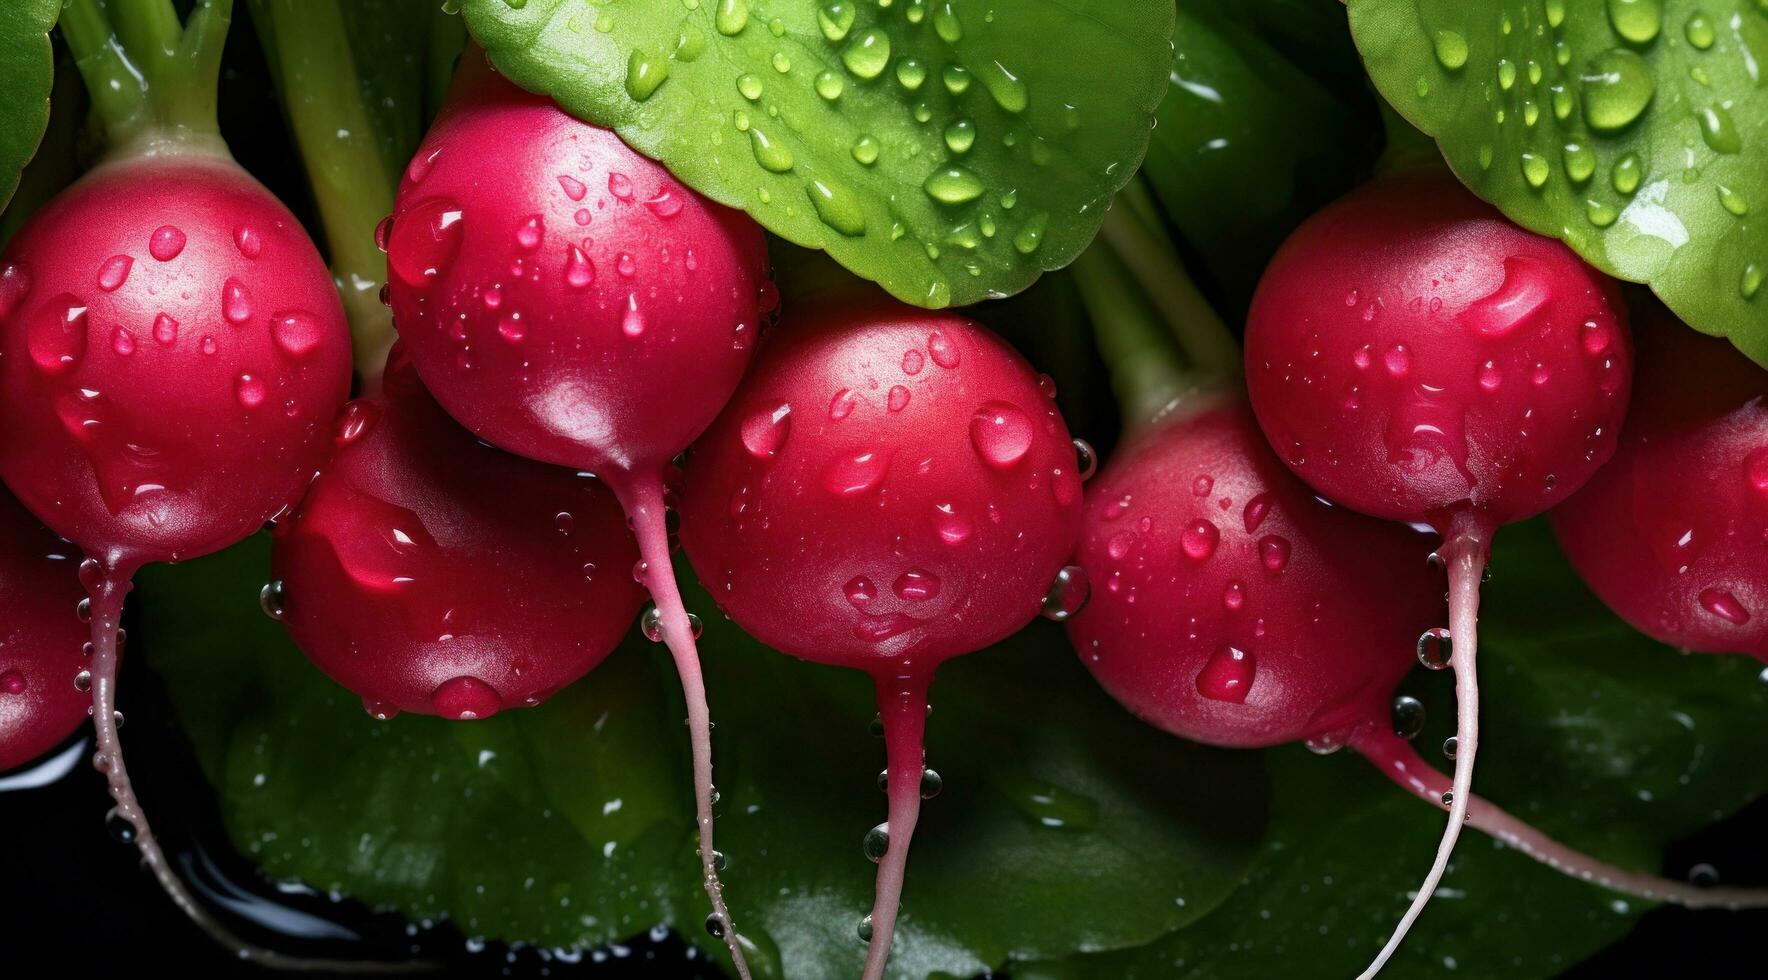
[680,296,1085,670]
[0,489,88,772]
[1552,313,1768,660]
[271,347,646,720]
[1068,393,1441,749]
[385,55,770,478]
[1244,172,1631,533]
[0,154,351,568]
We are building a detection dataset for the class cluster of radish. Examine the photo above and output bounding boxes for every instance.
[2,3,1764,977]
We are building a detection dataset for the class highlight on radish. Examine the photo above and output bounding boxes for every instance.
[269,345,646,721]
[1242,171,1635,974]
[381,49,771,975]
[1552,308,1767,663]
[0,0,353,965]
[679,292,1089,979]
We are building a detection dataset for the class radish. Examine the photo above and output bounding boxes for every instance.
[269,345,646,719]
[383,51,770,972]
[679,293,1087,979]
[0,489,89,773]
[0,0,352,964]
[1242,171,1634,973]
[1552,310,1768,662]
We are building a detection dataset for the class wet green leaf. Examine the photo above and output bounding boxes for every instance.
[0,0,60,213]
[458,0,1173,309]
[1351,0,1768,366]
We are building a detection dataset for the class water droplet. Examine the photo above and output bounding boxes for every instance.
[943,64,971,94]
[928,330,960,369]
[970,402,1033,468]
[815,69,845,101]
[924,166,984,205]
[1072,438,1096,481]
[28,295,88,375]
[887,385,911,412]
[818,2,855,41]
[1521,152,1550,188]
[105,807,136,843]
[844,576,877,608]
[236,373,267,408]
[1581,49,1655,132]
[944,119,976,154]
[1697,103,1742,154]
[1013,212,1049,254]
[565,245,596,289]
[1180,520,1219,561]
[270,310,324,357]
[1743,263,1764,300]
[1196,645,1255,703]
[1384,344,1411,377]
[432,676,501,720]
[1258,535,1290,571]
[1607,0,1663,44]
[0,669,25,694]
[862,823,890,861]
[1442,735,1459,759]
[893,569,941,601]
[74,670,92,693]
[704,913,727,939]
[148,225,186,261]
[807,178,867,236]
[842,30,891,79]
[896,57,926,90]
[235,224,262,258]
[1685,12,1716,49]
[641,605,706,641]
[111,327,135,355]
[1717,185,1750,217]
[749,128,794,172]
[851,135,880,165]
[823,451,891,495]
[1041,565,1089,621]
[715,0,749,36]
[260,580,286,620]
[1433,30,1469,70]
[737,73,764,101]
[1242,493,1273,532]
[387,198,465,286]
[740,403,792,459]
[96,255,132,292]
[829,388,857,420]
[1562,142,1596,184]
[222,278,252,325]
[857,915,873,943]
[621,293,645,337]
[919,768,943,799]
[624,49,670,100]
[1417,627,1453,669]
[1391,695,1426,740]
[980,59,1028,112]
[1698,588,1751,625]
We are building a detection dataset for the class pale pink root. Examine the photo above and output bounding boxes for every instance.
[88,566,426,973]
[1356,521,1487,979]
[616,474,751,980]
[861,669,933,980]
[1356,727,1768,910]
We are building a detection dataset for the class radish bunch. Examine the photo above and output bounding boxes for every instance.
[382,51,770,974]
[0,0,353,964]
[680,293,1087,979]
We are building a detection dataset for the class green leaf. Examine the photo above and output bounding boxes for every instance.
[1018,518,1768,979]
[1350,0,1768,366]
[1144,0,1380,312]
[140,536,1268,976]
[0,0,59,214]
[458,0,1173,309]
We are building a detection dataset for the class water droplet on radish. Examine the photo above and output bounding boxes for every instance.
[28,295,89,374]
[76,597,91,623]
[431,676,502,719]
[234,224,263,258]
[564,245,596,289]
[236,374,267,409]
[387,198,465,286]
[0,670,24,694]
[557,174,587,201]
[151,312,178,345]
[1697,588,1751,625]
[1460,255,1551,337]
[933,503,971,544]
[514,214,544,251]
[1417,627,1453,669]
[844,575,877,607]
[97,254,132,291]
[919,768,943,798]
[74,670,92,693]
[1242,493,1274,532]
[892,569,941,601]
[887,385,911,412]
[0,261,31,317]
[1040,565,1090,621]
[336,400,377,445]
[111,327,136,356]
[259,580,286,620]
[148,225,186,261]
[823,450,891,495]
[1072,438,1097,480]
[1196,644,1255,702]
[1258,535,1290,571]
[927,329,960,368]
[968,401,1033,468]
[362,698,399,721]
[271,310,323,357]
[901,348,925,375]
[1305,735,1344,755]
[645,189,683,217]
[373,215,394,252]
[1222,580,1246,611]
[1391,695,1426,739]
[740,403,792,459]
[222,278,252,325]
[621,293,645,337]
[1181,520,1220,561]
[862,823,890,862]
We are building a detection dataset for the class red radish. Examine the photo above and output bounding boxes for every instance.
[680,295,1086,979]
[1068,393,1768,935]
[383,52,769,972]
[0,489,89,773]
[1552,313,1768,662]
[0,0,352,965]
[1242,172,1632,973]
[270,346,645,719]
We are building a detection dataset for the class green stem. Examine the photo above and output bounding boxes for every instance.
[1070,244,1197,432]
[1096,203,1240,381]
[1114,174,1166,239]
[255,0,397,375]
[426,7,466,119]
[58,0,233,154]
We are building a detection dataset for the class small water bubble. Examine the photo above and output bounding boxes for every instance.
[704,913,727,938]
[1688,863,1720,887]
[1443,736,1459,760]
[260,580,286,620]
[1391,695,1426,740]
[641,606,705,641]
[857,914,874,943]
[1040,565,1089,621]
[1417,627,1453,670]
[96,255,133,292]
[1440,791,1454,807]
[105,807,137,843]
[148,225,186,261]
[74,670,92,693]
[862,823,890,862]
[1072,439,1097,480]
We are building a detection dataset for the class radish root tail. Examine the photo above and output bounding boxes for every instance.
[861,671,933,980]
[618,475,751,980]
